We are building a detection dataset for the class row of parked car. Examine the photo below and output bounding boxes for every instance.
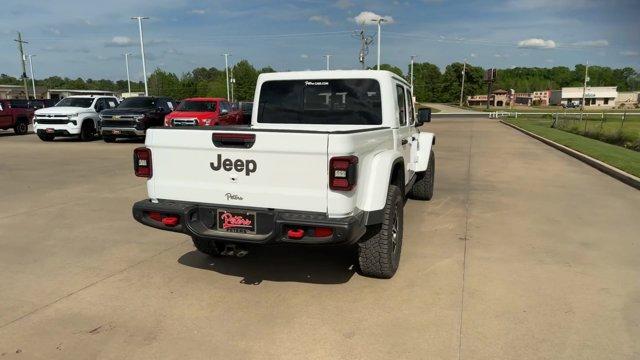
[1,95,253,142]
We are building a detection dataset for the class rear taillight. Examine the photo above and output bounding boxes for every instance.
[134,147,152,178]
[330,156,358,191]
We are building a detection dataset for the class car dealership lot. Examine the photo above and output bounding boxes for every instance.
[1,118,639,359]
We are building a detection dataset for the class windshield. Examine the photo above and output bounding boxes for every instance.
[55,98,94,108]
[118,97,156,108]
[176,100,216,112]
[257,79,382,125]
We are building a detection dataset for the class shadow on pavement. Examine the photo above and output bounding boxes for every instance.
[178,245,357,285]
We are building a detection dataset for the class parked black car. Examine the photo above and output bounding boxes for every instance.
[99,96,176,142]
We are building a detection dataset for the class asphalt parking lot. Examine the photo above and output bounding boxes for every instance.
[1,118,639,359]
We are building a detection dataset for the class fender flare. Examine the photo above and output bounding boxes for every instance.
[357,149,405,213]
[413,132,435,173]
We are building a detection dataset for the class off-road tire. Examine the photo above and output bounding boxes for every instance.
[103,135,116,143]
[408,150,435,201]
[357,184,404,279]
[37,132,54,141]
[13,118,28,135]
[79,121,95,141]
[192,236,221,257]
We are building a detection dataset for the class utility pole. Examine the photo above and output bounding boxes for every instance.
[352,25,373,69]
[131,16,149,96]
[124,53,131,94]
[28,54,36,99]
[410,55,416,93]
[581,61,589,111]
[230,67,235,102]
[222,53,231,100]
[14,32,30,100]
[324,54,332,70]
[459,60,467,107]
[376,18,387,70]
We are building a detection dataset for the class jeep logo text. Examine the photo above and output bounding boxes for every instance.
[210,154,257,176]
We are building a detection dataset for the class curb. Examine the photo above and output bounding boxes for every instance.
[500,120,640,190]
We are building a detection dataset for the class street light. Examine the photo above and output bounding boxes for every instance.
[324,54,332,70]
[376,18,387,70]
[27,54,36,99]
[459,60,467,107]
[131,16,149,96]
[124,53,131,94]
[222,53,232,100]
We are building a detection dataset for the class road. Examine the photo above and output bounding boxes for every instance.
[0,119,639,359]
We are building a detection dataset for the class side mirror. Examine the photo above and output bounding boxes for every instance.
[416,108,431,126]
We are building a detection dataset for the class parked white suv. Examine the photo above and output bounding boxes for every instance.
[34,96,119,141]
[132,70,435,278]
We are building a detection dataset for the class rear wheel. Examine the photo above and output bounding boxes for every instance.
[408,150,435,201]
[192,237,221,257]
[79,120,95,141]
[357,184,404,279]
[37,132,55,141]
[13,119,28,135]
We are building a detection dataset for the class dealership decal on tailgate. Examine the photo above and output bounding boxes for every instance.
[217,210,256,234]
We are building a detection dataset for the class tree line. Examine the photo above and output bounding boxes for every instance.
[1,61,638,103]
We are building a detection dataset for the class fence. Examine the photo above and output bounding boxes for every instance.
[493,111,640,151]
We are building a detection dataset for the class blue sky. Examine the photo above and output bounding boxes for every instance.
[1,0,638,81]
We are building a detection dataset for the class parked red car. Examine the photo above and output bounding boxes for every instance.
[0,99,35,135]
[164,98,244,127]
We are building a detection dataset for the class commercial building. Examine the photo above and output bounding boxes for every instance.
[0,85,119,101]
[616,92,639,108]
[550,86,617,108]
[467,89,512,107]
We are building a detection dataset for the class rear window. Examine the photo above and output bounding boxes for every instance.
[176,100,216,112]
[257,79,382,125]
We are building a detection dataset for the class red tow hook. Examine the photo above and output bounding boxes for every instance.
[161,216,180,227]
[287,228,305,239]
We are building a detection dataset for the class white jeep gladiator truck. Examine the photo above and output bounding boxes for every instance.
[132,70,435,278]
[34,95,119,141]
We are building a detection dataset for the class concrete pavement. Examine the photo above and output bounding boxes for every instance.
[0,119,638,359]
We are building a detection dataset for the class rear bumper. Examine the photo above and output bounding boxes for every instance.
[132,199,369,246]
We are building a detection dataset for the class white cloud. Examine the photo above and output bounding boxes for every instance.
[517,38,556,49]
[470,53,477,58]
[300,54,309,59]
[620,50,639,57]
[352,11,394,25]
[506,0,596,10]
[47,27,61,36]
[309,15,332,26]
[571,40,609,47]
[189,9,206,15]
[334,0,354,9]
[107,36,134,47]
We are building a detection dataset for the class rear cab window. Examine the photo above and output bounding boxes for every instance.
[257,79,382,125]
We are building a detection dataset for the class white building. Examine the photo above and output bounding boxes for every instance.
[550,86,617,108]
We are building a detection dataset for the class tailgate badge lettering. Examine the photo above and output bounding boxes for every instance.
[225,193,243,201]
[210,154,257,176]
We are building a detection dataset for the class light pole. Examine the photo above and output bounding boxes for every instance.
[124,53,131,94]
[222,53,231,100]
[324,54,332,70]
[131,16,149,96]
[376,18,387,70]
[28,54,36,99]
[410,55,416,93]
[581,61,589,111]
[459,60,467,107]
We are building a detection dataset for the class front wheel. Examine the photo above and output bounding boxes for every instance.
[79,121,95,141]
[192,237,221,257]
[357,184,404,279]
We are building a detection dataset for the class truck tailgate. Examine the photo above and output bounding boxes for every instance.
[146,128,329,213]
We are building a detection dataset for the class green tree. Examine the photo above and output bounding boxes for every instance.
[232,60,259,101]
[411,62,441,102]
